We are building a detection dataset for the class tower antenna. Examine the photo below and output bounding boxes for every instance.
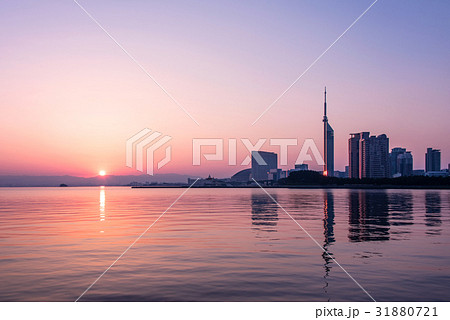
[323,86,328,176]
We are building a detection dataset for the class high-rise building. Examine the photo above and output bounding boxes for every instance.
[348,132,389,179]
[348,132,369,178]
[390,147,413,177]
[360,134,390,178]
[390,147,406,177]
[425,148,441,172]
[397,152,413,177]
[323,87,334,176]
[251,151,278,181]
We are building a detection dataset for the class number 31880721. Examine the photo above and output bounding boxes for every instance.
[376,307,438,317]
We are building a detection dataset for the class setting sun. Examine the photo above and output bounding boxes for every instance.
[99,170,106,176]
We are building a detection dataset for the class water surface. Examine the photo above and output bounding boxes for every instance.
[0,187,449,301]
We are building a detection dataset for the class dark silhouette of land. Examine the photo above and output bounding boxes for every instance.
[2,171,449,189]
[279,170,450,189]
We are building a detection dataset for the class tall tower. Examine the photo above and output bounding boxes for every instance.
[323,87,334,176]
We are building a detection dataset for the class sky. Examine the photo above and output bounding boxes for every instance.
[0,0,449,178]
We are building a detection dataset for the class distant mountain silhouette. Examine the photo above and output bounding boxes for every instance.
[0,174,200,187]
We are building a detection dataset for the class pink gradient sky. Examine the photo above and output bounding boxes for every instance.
[1,1,449,178]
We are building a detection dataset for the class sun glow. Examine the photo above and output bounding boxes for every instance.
[99,170,106,176]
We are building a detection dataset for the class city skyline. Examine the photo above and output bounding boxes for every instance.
[1,1,449,178]
[1,1,450,308]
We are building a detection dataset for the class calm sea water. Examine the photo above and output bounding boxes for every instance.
[0,187,449,302]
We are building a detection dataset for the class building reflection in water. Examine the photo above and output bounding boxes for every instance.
[251,192,278,233]
[99,186,106,233]
[348,190,390,242]
[388,192,414,226]
[425,192,442,236]
[322,190,335,301]
[387,192,414,240]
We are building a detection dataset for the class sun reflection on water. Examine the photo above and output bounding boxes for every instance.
[99,187,106,232]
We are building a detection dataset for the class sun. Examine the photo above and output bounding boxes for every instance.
[99,170,106,176]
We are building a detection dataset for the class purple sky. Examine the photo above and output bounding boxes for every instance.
[1,1,449,177]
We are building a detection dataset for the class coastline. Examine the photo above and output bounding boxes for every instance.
[131,185,450,190]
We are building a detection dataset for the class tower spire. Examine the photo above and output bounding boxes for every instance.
[323,86,333,177]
